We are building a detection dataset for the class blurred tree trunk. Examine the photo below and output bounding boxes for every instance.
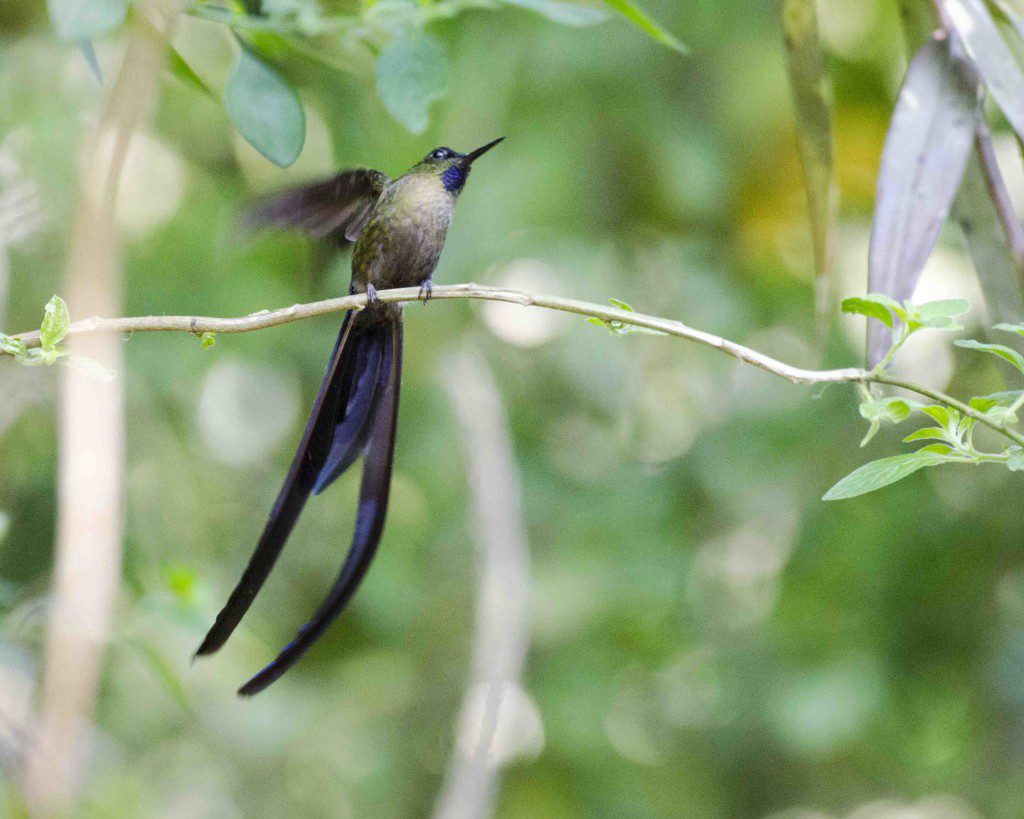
[436,349,531,818]
[20,4,175,814]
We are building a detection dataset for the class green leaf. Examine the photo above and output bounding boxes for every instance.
[822,450,955,501]
[978,389,1023,405]
[225,45,306,167]
[40,295,70,352]
[919,405,951,427]
[600,0,687,52]
[858,396,916,447]
[972,392,1021,423]
[1008,448,1024,471]
[988,406,1019,425]
[376,32,449,134]
[995,322,1024,337]
[505,0,609,26]
[903,426,948,442]
[781,0,834,310]
[47,0,127,41]
[587,299,667,336]
[0,333,27,358]
[954,338,1024,374]
[914,298,971,319]
[969,395,997,413]
[841,294,904,327]
[198,332,216,349]
[859,420,881,448]
[859,396,914,423]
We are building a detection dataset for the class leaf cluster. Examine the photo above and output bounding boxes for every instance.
[825,299,1024,500]
[1,296,114,380]
[46,0,683,165]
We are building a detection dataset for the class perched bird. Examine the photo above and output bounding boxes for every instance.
[196,138,504,696]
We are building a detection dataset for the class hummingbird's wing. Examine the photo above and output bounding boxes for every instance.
[238,320,403,696]
[243,169,391,245]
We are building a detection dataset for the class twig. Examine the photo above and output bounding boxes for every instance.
[4,282,1022,448]
[2,282,860,383]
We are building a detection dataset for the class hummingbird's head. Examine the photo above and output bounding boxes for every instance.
[415,138,504,194]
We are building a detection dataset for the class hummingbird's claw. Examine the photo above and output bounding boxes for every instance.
[418,279,433,304]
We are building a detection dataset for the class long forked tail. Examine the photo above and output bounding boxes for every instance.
[238,320,402,696]
[195,314,403,695]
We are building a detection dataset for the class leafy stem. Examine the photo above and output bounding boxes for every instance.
[871,374,1024,448]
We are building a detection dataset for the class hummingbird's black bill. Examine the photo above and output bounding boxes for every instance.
[465,137,505,163]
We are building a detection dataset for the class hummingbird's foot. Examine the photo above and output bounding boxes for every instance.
[366,284,379,307]
[418,279,434,303]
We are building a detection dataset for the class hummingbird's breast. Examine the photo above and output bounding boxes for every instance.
[351,173,456,293]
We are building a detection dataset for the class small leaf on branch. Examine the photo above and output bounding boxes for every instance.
[858,396,917,446]
[198,332,216,349]
[1008,447,1024,471]
[40,295,70,353]
[994,322,1024,336]
[841,294,903,327]
[912,298,971,320]
[0,333,27,359]
[969,395,998,413]
[587,299,667,336]
[920,404,952,428]
[859,396,915,423]
[954,338,1024,374]
[823,449,957,501]
[903,427,949,442]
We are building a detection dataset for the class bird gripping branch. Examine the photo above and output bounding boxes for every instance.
[195,138,505,695]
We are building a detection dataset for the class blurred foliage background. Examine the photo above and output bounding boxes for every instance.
[3,0,1024,816]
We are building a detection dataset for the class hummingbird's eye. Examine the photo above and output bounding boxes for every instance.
[430,147,452,160]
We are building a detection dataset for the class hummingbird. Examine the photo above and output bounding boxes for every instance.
[195,138,505,696]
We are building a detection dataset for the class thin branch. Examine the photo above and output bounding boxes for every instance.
[3,282,1022,448]
[3,282,861,383]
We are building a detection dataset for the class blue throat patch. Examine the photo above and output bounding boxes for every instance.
[441,164,468,193]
